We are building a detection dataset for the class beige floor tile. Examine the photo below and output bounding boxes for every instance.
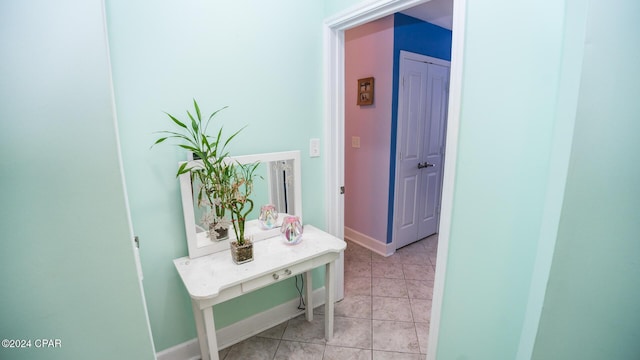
[218,346,230,359]
[345,241,373,262]
[405,280,434,300]
[372,320,420,353]
[429,254,437,267]
[345,260,372,278]
[282,315,327,344]
[372,277,408,298]
[397,241,428,254]
[372,251,403,264]
[402,264,435,281]
[371,262,405,279]
[256,321,287,339]
[373,350,426,360]
[372,296,413,322]
[345,276,371,296]
[397,249,427,260]
[415,322,430,354]
[224,337,280,360]
[324,346,372,360]
[410,299,432,323]
[397,251,430,266]
[316,294,372,319]
[327,317,372,349]
[422,234,438,248]
[274,340,325,360]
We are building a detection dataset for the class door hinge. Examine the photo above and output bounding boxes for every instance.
[134,235,140,249]
[339,186,345,195]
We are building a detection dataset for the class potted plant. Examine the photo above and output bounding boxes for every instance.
[226,160,260,264]
[152,99,241,241]
[194,162,233,241]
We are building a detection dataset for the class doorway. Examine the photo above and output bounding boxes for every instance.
[394,51,450,249]
[323,0,467,358]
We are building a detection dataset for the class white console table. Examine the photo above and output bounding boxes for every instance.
[173,225,346,360]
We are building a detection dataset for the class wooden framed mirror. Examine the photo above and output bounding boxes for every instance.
[179,150,302,258]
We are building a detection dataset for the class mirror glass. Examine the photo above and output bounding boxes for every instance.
[179,150,302,258]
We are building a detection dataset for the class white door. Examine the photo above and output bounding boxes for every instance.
[395,52,449,249]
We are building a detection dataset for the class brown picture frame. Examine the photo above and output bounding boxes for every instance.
[357,77,374,105]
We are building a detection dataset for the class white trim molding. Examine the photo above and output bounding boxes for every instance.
[426,0,466,359]
[324,0,432,30]
[344,227,395,257]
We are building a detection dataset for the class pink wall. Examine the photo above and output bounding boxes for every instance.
[344,15,394,243]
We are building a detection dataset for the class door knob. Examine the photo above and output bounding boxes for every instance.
[418,162,435,169]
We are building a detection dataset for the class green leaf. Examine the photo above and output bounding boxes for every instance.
[224,126,246,149]
[176,162,191,177]
[207,106,228,122]
[212,127,224,157]
[201,134,211,152]
[156,131,199,148]
[187,110,199,134]
[203,106,228,134]
[150,137,168,148]
[164,112,187,129]
[178,144,199,152]
[193,99,202,121]
[197,188,204,206]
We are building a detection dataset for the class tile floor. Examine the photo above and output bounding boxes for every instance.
[216,234,438,360]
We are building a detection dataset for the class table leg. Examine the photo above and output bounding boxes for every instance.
[324,260,335,340]
[305,271,313,321]
[202,306,219,360]
[191,299,209,360]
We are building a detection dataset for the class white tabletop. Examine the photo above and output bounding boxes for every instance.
[174,225,346,300]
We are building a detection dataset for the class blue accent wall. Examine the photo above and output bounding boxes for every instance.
[387,13,452,243]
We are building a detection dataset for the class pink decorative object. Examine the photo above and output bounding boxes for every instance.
[259,204,278,229]
[280,215,303,245]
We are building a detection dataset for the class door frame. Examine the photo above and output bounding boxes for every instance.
[393,51,451,250]
[323,0,467,358]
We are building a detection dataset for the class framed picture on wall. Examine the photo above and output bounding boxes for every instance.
[357,77,374,105]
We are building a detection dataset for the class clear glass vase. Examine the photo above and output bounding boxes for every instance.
[258,204,279,229]
[280,216,303,245]
[231,238,253,264]
[208,223,229,242]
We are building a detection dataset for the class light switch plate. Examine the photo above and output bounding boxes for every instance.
[309,138,320,157]
[352,136,361,148]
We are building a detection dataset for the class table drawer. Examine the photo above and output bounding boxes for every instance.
[241,261,313,293]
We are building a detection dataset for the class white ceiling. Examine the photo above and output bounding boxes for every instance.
[400,0,454,30]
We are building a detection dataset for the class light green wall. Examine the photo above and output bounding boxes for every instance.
[434,1,568,358]
[0,1,154,359]
[532,0,640,358]
[105,0,327,351]
[515,1,589,358]
[324,0,363,17]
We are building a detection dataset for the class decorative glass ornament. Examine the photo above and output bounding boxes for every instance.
[258,204,279,229]
[280,215,303,245]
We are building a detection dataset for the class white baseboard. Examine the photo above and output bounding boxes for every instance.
[157,287,327,360]
[156,338,200,360]
[344,227,395,257]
